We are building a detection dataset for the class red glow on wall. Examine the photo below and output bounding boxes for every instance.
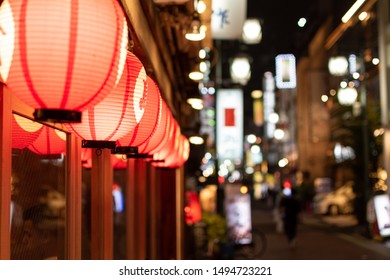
[151,123,190,168]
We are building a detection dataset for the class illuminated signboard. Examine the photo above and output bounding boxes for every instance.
[275,54,296,89]
[211,0,247,39]
[225,183,252,244]
[263,73,276,138]
[374,194,390,237]
[216,89,243,163]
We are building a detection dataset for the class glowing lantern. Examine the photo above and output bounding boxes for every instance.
[28,126,66,155]
[137,100,171,154]
[153,134,182,168]
[117,76,162,148]
[151,120,190,168]
[152,119,180,163]
[184,191,202,225]
[0,0,128,122]
[150,109,175,155]
[181,136,190,164]
[171,135,190,167]
[66,52,147,146]
[11,113,43,149]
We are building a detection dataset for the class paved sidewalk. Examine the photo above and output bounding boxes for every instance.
[249,200,390,260]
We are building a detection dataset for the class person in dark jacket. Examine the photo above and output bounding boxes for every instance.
[279,188,301,248]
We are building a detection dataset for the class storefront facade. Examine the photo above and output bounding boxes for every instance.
[0,0,203,259]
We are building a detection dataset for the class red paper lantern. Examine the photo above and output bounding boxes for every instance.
[11,113,43,149]
[184,191,202,225]
[152,123,189,168]
[0,0,128,122]
[152,133,190,168]
[137,100,171,154]
[66,52,147,142]
[28,126,66,155]
[165,134,187,168]
[179,135,190,165]
[152,118,180,162]
[117,76,162,148]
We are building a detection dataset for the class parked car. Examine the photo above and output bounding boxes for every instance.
[313,181,356,216]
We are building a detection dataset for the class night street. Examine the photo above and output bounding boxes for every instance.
[247,200,390,260]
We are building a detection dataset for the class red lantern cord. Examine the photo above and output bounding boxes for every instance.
[66,52,147,141]
[0,0,128,122]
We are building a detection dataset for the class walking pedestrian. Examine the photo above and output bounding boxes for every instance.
[279,187,301,248]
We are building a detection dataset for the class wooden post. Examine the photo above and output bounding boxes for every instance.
[0,84,11,259]
[90,148,113,259]
[65,133,82,259]
[175,166,184,260]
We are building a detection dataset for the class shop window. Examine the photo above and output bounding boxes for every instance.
[10,114,66,260]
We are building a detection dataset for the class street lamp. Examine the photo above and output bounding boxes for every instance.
[337,86,358,105]
[328,56,349,76]
[230,55,251,85]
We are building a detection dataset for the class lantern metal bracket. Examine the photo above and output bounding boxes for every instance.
[111,146,138,155]
[81,140,116,149]
[34,109,82,123]
[148,159,165,163]
[126,153,153,159]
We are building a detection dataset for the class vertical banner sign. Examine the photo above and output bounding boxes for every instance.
[211,0,247,39]
[216,89,243,163]
[263,73,276,138]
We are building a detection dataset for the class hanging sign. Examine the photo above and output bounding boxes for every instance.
[275,54,296,89]
[211,0,247,39]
